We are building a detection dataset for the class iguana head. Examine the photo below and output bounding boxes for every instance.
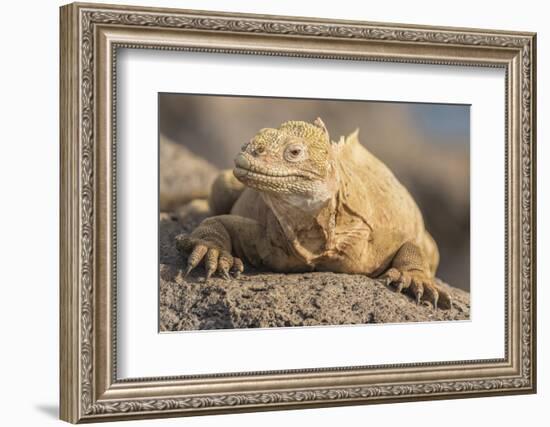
[233,118,336,208]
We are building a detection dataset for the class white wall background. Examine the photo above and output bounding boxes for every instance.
[0,0,545,425]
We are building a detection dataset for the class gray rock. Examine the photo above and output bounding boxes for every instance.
[159,210,470,331]
[159,134,218,211]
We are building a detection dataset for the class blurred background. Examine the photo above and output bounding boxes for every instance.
[159,94,470,291]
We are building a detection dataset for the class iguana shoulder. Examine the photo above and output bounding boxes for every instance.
[333,129,424,241]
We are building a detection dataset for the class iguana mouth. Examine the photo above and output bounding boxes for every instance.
[234,167,301,180]
[233,153,314,181]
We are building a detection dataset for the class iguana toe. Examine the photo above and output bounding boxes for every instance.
[381,267,411,293]
[410,279,424,305]
[176,233,244,280]
[231,257,244,278]
[205,248,219,280]
[382,269,452,310]
[184,243,208,277]
[217,252,233,280]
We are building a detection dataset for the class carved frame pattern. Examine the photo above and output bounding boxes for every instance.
[60,2,536,423]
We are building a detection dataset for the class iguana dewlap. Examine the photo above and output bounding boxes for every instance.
[176,118,451,309]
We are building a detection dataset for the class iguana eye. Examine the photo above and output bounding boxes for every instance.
[284,143,307,162]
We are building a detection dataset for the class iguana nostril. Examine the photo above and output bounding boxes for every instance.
[234,153,250,169]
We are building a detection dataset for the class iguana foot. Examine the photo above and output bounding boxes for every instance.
[381,267,452,310]
[175,235,244,280]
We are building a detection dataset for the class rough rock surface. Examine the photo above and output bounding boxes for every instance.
[159,134,218,211]
[160,209,470,332]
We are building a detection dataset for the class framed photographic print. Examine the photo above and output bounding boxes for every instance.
[59,2,537,423]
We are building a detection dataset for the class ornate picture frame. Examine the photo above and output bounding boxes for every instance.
[60,2,536,423]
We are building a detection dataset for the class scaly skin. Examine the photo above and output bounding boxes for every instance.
[176,118,452,309]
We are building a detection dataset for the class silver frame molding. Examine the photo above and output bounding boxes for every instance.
[60,2,536,423]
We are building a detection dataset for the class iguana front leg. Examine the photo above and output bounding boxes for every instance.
[175,215,266,280]
[381,241,452,310]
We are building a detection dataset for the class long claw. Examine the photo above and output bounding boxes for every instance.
[401,275,412,291]
[396,282,404,293]
[231,257,243,279]
[233,257,244,274]
[184,265,193,278]
[184,244,208,277]
[410,280,424,305]
[217,251,233,280]
[205,248,219,281]
[437,289,453,310]
[423,283,439,311]
[382,268,400,285]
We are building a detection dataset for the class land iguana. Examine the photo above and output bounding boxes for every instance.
[176,118,452,309]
